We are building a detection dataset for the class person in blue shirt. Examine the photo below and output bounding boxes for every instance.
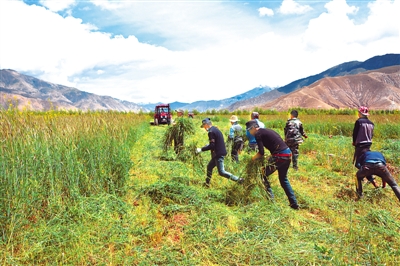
[227,115,244,162]
[246,112,265,151]
[355,150,400,201]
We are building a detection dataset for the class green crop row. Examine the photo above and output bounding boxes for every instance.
[0,111,149,251]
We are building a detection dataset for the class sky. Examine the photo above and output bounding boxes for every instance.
[0,0,399,104]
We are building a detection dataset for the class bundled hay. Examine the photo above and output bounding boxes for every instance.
[162,118,195,156]
[225,156,270,206]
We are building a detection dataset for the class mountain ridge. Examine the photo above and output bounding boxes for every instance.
[254,65,400,111]
[0,69,147,112]
[227,53,400,111]
[1,53,399,112]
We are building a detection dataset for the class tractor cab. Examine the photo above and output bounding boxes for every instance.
[153,104,172,125]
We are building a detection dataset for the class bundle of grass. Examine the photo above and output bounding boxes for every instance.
[225,156,270,206]
[162,118,195,157]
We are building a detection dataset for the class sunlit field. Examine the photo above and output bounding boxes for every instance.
[1,108,399,265]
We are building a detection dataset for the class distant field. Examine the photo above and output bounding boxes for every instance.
[1,110,399,264]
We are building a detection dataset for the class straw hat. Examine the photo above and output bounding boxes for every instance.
[229,115,239,122]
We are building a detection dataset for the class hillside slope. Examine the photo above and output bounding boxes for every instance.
[255,66,400,111]
[0,69,146,112]
[228,53,400,111]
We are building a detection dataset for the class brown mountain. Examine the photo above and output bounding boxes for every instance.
[0,69,146,112]
[228,53,400,111]
[243,66,400,111]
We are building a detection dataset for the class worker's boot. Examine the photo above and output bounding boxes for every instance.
[203,178,211,188]
[292,155,299,171]
[262,177,275,200]
[391,185,400,201]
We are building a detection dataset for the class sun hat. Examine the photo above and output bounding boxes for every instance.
[200,118,212,128]
[358,106,369,116]
[176,109,184,113]
[245,120,259,130]
[229,115,239,122]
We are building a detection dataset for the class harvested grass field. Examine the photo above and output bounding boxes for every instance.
[1,110,399,265]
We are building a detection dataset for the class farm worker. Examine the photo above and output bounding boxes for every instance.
[246,120,299,210]
[172,109,188,154]
[352,106,378,188]
[355,150,400,201]
[227,115,244,163]
[196,118,244,187]
[284,110,308,171]
[176,109,184,117]
[246,112,265,151]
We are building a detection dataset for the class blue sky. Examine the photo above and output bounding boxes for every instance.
[1,0,399,103]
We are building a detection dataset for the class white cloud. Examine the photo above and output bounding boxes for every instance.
[90,0,125,10]
[258,7,274,17]
[279,0,313,15]
[302,0,399,68]
[0,0,399,104]
[40,0,76,12]
[324,0,358,15]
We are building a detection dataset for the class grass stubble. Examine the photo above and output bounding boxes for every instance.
[1,110,399,265]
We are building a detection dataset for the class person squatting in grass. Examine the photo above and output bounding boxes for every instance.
[355,150,400,201]
[227,115,244,163]
[196,118,244,187]
[246,120,299,210]
[284,109,308,171]
[246,112,265,151]
[352,106,379,188]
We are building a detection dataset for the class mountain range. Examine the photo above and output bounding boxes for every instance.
[0,69,146,112]
[257,65,400,111]
[227,53,400,111]
[1,53,399,112]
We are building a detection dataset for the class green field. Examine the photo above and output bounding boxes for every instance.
[1,110,400,265]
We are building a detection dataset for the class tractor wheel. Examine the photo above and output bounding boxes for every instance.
[154,118,158,125]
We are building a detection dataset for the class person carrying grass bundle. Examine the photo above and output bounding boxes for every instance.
[284,110,308,171]
[355,150,400,201]
[172,109,185,154]
[227,115,244,163]
[196,118,244,188]
[246,120,299,210]
[163,109,195,156]
[352,106,378,188]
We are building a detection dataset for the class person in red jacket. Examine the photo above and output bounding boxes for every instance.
[352,106,378,188]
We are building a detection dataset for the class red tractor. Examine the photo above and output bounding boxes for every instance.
[153,104,172,125]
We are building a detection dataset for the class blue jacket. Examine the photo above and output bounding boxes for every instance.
[356,151,386,168]
[246,119,265,144]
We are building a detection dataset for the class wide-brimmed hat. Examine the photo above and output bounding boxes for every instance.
[176,109,184,113]
[358,106,369,116]
[200,118,211,128]
[229,115,239,122]
[245,120,259,130]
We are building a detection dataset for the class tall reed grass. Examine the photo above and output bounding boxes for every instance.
[1,110,148,253]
